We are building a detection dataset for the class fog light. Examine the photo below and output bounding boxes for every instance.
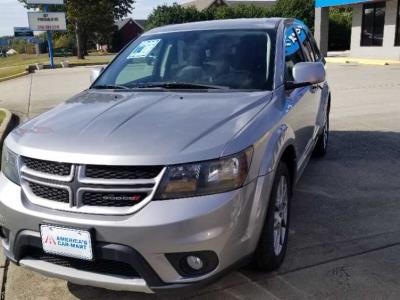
[186,255,204,271]
[166,251,218,277]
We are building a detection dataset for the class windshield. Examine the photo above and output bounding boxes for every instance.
[93,29,276,91]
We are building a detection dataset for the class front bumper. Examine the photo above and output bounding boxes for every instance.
[0,172,273,293]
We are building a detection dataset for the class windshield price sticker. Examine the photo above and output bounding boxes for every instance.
[127,39,161,59]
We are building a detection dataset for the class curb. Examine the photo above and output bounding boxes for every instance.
[0,71,29,83]
[32,62,110,70]
[69,62,109,67]
[0,109,17,145]
[326,57,400,66]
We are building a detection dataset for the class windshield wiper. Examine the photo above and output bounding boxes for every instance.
[92,84,129,90]
[133,82,229,90]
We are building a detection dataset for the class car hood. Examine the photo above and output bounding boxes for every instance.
[7,90,272,165]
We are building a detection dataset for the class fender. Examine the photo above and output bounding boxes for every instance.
[242,124,297,253]
[257,123,297,177]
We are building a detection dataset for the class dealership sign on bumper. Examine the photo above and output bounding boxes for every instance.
[28,12,66,31]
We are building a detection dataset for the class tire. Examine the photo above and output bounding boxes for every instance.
[252,162,292,271]
[312,110,330,158]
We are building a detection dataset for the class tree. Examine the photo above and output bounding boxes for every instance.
[18,0,135,59]
[209,4,274,20]
[146,1,351,51]
[145,4,205,30]
[272,0,315,30]
[145,3,276,30]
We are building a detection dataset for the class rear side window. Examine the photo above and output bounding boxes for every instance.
[284,28,304,81]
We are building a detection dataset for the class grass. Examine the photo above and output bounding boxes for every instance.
[0,65,27,79]
[0,53,50,68]
[0,53,114,80]
[0,53,114,68]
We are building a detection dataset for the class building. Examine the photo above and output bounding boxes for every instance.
[181,0,276,11]
[113,18,146,51]
[315,0,400,60]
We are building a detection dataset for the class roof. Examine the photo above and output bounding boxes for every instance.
[134,19,146,28]
[181,0,226,11]
[181,0,276,11]
[145,18,283,35]
[115,18,146,30]
[226,0,276,7]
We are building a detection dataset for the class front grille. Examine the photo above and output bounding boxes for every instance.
[20,156,164,214]
[82,192,147,207]
[85,165,162,180]
[28,248,140,278]
[22,157,71,176]
[29,182,69,203]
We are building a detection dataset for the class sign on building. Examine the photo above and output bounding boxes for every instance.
[315,0,376,7]
[14,27,34,38]
[26,0,64,4]
[28,12,67,31]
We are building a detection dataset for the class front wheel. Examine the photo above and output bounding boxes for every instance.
[252,162,291,271]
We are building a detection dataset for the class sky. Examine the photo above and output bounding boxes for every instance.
[0,0,177,37]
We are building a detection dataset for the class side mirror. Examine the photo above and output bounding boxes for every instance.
[145,55,156,66]
[286,62,326,89]
[90,67,104,83]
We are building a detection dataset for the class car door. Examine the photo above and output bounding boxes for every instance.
[299,27,325,140]
[283,25,319,163]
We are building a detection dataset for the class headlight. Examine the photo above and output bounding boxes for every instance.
[1,145,20,185]
[155,148,253,200]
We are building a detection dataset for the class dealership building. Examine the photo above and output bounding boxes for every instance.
[315,0,400,59]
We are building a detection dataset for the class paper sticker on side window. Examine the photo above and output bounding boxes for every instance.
[127,39,161,59]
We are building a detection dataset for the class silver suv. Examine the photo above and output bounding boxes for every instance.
[0,18,330,293]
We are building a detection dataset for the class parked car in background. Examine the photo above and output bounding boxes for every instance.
[0,18,330,293]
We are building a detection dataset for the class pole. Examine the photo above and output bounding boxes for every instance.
[44,5,55,68]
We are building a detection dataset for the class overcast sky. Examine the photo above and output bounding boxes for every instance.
[0,0,177,36]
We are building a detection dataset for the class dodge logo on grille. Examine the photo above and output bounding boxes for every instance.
[102,195,142,201]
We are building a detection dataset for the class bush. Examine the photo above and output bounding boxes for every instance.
[146,0,314,31]
[329,7,352,51]
[208,4,274,20]
[9,39,35,54]
[272,0,315,30]
[145,2,276,30]
[145,0,352,52]
[145,4,206,30]
[54,34,75,49]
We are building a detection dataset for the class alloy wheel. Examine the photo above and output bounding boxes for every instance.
[273,176,288,256]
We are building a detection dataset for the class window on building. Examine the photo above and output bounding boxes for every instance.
[395,0,400,46]
[361,2,386,46]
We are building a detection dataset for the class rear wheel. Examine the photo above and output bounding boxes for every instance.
[253,162,291,271]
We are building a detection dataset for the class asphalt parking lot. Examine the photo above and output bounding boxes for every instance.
[0,63,399,299]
